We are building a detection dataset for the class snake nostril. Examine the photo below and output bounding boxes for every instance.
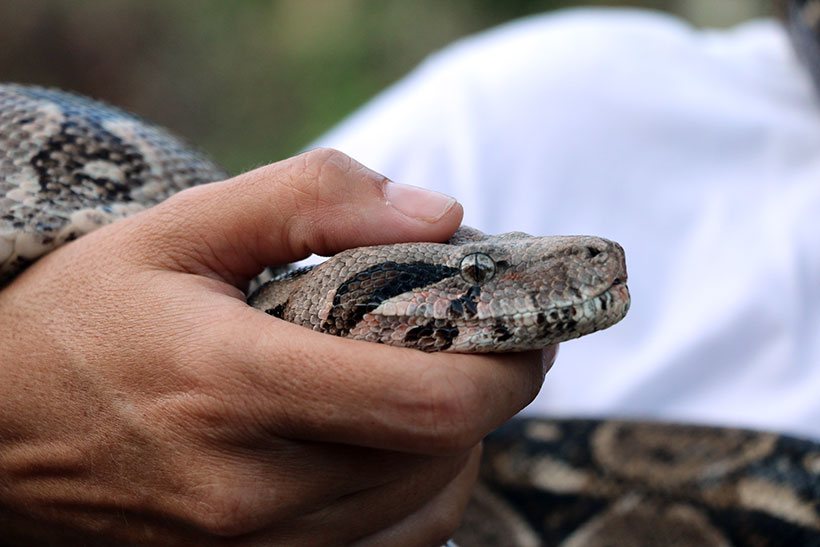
[586,246,601,258]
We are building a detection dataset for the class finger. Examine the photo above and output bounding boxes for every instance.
[352,445,482,547]
[177,442,447,525]
[206,302,555,454]
[218,449,472,546]
[301,449,473,546]
[130,148,463,284]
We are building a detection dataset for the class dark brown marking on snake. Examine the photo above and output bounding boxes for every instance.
[29,119,145,204]
[324,261,459,336]
[265,304,286,319]
[493,323,513,342]
[560,315,579,333]
[405,319,459,351]
[18,87,152,203]
[538,307,579,337]
[0,257,32,287]
[448,298,465,318]
[451,285,481,319]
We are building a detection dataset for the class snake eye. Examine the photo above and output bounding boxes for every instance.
[459,252,496,284]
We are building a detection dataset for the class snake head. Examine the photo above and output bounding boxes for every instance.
[335,229,630,352]
[250,228,630,352]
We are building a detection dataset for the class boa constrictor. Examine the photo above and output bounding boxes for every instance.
[0,84,818,546]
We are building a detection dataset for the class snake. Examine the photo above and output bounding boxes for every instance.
[0,83,818,546]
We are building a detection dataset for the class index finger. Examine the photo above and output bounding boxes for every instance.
[215,301,554,454]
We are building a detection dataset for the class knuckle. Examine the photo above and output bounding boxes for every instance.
[158,182,211,215]
[277,148,352,215]
[295,147,385,192]
[304,146,348,165]
[299,147,354,181]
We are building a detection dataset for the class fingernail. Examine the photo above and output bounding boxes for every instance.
[384,182,457,223]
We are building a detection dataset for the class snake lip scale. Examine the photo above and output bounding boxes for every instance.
[469,280,625,324]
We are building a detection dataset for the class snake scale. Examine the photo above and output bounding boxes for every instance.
[0,83,818,546]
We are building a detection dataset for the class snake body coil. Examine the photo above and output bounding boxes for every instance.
[0,84,226,286]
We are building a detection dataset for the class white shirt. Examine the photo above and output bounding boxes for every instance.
[313,8,820,441]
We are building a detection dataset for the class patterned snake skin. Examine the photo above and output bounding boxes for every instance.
[1,83,818,546]
[248,227,629,353]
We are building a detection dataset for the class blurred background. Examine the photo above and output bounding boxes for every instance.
[0,0,774,174]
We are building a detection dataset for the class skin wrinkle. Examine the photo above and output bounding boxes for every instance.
[245,216,307,282]
[225,328,329,440]
[241,322,364,433]
[355,446,482,547]
[244,177,309,272]
[131,182,264,286]
[244,162,339,264]
[417,362,479,454]
[309,148,356,188]
[128,209,218,281]
[312,454,465,544]
[277,154,347,257]
[153,194,246,284]
[180,444,462,541]
[156,421,316,533]
[282,184,369,259]
[183,475,264,537]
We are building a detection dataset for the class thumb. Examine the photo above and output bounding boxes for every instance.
[134,148,463,284]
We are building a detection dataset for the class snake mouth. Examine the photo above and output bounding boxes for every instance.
[475,276,630,325]
[587,276,630,311]
[581,272,628,306]
[440,277,631,352]
[522,276,630,334]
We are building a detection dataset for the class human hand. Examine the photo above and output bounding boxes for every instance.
[0,149,553,546]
